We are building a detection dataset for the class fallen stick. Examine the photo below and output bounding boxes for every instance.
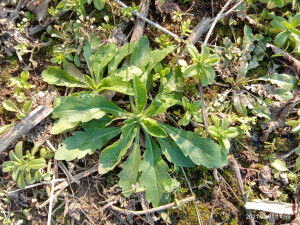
[110,196,195,215]
[0,105,53,153]
[245,199,293,215]
[130,0,150,42]
[229,155,256,225]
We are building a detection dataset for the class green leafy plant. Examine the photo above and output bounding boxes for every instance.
[183,45,220,86]
[269,13,300,48]
[9,70,35,102]
[178,97,202,126]
[56,0,106,16]
[208,116,240,154]
[286,108,300,133]
[2,100,33,120]
[51,75,228,206]
[2,142,50,189]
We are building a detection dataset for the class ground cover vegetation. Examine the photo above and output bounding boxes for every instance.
[0,0,300,224]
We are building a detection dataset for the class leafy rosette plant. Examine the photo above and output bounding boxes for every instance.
[269,13,300,48]
[52,76,228,207]
[42,36,175,134]
[2,142,49,189]
[183,45,220,86]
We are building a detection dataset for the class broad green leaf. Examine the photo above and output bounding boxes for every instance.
[108,42,135,75]
[15,141,23,159]
[271,159,289,172]
[97,76,134,95]
[187,45,200,61]
[51,119,80,134]
[270,17,286,30]
[290,13,300,28]
[200,67,215,86]
[27,158,46,170]
[139,133,172,207]
[93,0,105,10]
[113,66,143,81]
[161,124,228,168]
[55,127,121,161]
[119,131,141,197]
[223,127,240,138]
[274,31,289,47]
[146,46,176,73]
[98,124,138,174]
[92,43,116,84]
[52,94,130,123]
[183,64,199,78]
[20,70,29,81]
[134,76,147,113]
[64,63,84,82]
[41,66,85,87]
[3,100,22,114]
[208,126,219,137]
[144,93,180,117]
[157,138,195,167]
[142,118,167,138]
[130,36,151,69]
[258,73,298,91]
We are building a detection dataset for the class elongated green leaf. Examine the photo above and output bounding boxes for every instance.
[55,127,121,161]
[9,150,21,162]
[119,130,141,197]
[83,41,93,77]
[83,75,97,90]
[42,66,86,87]
[134,76,147,113]
[187,45,200,62]
[144,93,180,117]
[142,118,167,138]
[146,46,176,73]
[161,124,228,168]
[108,42,135,75]
[15,141,23,159]
[98,124,138,174]
[3,100,22,114]
[17,170,25,189]
[270,16,286,30]
[271,159,289,172]
[52,94,130,123]
[97,76,134,95]
[92,43,116,84]
[139,133,172,207]
[130,36,151,69]
[157,138,195,167]
[27,158,46,170]
[290,12,300,28]
[258,73,298,91]
[0,124,14,135]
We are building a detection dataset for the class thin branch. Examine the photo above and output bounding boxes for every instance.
[111,196,195,215]
[113,0,180,39]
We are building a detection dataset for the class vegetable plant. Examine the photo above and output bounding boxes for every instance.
[178,97,202,126]
[9,70,35,103]
[51,76,228,207]
[269,13,300,48]
[183,45,220,86]
[2,142,50,189]
[208,116,240,155]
